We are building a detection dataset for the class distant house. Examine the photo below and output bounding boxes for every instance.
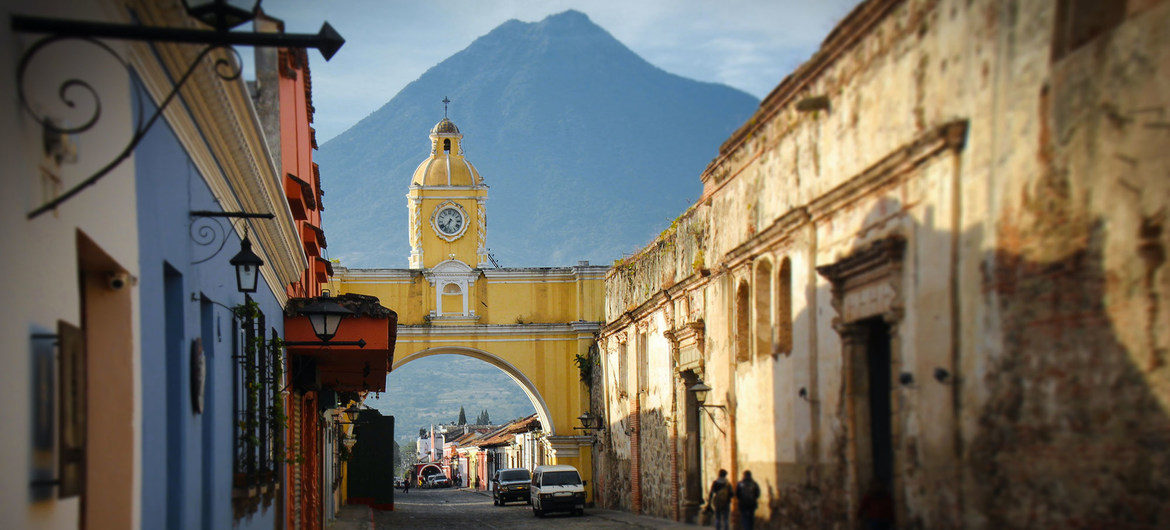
[449,414,543,491]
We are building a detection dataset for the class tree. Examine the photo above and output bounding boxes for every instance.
[457,406,467,425]
[476,409,491,425]
[419,427,426,438]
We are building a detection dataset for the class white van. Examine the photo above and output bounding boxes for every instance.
[529,464,586,517]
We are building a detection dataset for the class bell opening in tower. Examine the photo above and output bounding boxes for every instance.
[443,139,451,153]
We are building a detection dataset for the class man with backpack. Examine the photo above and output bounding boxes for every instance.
[736,470,761,530]
[706,469,733,530]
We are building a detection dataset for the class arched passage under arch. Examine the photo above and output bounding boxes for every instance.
[417,463,444,478]
[394,346,558,435]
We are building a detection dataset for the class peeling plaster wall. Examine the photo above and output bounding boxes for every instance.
[598,0,1170,528]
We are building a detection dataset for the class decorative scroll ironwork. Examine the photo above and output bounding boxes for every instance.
[17,33,242,219]
[188,211,274,265]
[190,215,230,265]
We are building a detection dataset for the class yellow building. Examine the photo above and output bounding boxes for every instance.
[328,116,607,496]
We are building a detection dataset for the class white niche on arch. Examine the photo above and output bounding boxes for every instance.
[426,259,478,318]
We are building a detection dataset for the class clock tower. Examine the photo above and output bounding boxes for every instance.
[406,115,490,270]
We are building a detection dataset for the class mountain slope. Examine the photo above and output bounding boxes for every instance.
[317,10,758,267]
[364,355,536,451]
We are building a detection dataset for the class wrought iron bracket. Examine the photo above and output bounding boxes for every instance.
[284,339,367,349]
[12,14,343,220]
[190,210,275,220]
[699,405,726,435]
[188,210,273,264]
[12,16,344,59]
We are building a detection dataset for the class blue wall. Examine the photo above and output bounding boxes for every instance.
[134,79,286,530]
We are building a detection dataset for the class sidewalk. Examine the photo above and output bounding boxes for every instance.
[463,487,696,529]
[587,508,697,529]
[325,504,375,530]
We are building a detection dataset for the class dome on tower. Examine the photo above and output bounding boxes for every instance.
[411,117,484,187]
[431,117,460,135]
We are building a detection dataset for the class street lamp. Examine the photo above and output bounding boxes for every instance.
[300,298,351,342]
[183,0,259,31]
[689,381,711,404]
[575,412,605,433]
[284,297,367,348]
[228,235,264,293]
[688,380,725,411]
[688,379,726,435]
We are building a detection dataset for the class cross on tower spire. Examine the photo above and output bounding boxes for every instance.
[442,96,451,117]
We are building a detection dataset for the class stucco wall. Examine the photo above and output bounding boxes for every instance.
[135,85,286,530]
[598,0,1170,528]
[1,3,143,528]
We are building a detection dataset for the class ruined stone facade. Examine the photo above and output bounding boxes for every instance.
[594,0,1170,528]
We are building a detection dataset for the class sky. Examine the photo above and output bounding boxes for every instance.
[253,0,862,144]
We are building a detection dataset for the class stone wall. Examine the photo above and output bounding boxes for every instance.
[637,407,674,519]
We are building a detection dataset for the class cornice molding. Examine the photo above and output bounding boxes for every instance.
[397,322,601,338]
[127,0,307,305]
[715,120,967,275]
[483,267,609,282]
[700,0,907,190]
[602,121,965,333]
[805,120,967,223]
[602,270,711,336]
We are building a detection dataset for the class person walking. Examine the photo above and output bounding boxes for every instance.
[403,472,411,494]
[736,470,760,530]
[705,469,734,530]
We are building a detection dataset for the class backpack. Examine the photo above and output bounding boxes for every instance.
[713,482,732,508]
[737,480,759,509]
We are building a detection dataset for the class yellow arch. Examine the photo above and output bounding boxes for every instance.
[394,346,559,435]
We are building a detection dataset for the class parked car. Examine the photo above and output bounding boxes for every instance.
[492,468,532,506]
[427,474,451,488]
[530,464,586,517]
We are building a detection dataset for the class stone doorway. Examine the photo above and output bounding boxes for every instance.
[681,370,702,523]
[817,236,906,522]
[859,317,894,495]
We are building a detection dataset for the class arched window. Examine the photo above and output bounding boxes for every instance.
[777,258,793,356]
[755,260,773,359]
[736,280,750,362]
[618,340,629,395]
[443,139,451,152]
[440,282,465,315]
[637,332,649,390]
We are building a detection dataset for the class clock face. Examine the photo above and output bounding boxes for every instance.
[435,207,464,236]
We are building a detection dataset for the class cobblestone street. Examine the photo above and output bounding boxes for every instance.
[372,488,692,529]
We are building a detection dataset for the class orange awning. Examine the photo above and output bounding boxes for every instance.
[284,294,397,392]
